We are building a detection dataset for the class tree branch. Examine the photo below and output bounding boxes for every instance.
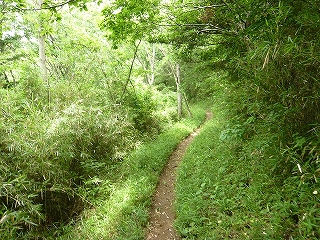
[198,28,223,34]
[159,23,221,27]
[120,39,142,103]
[176,3,226,9]
[192,4,225,9]
[12,0,77,11]
[159,23,226,34]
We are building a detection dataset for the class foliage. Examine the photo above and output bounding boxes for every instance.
[0,84,130,236]
[0,69,181,239]
[0,3,183,239]
[100,0,161,46]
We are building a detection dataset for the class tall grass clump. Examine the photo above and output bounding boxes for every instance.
[0,92,133,239]
[0,71,180,239]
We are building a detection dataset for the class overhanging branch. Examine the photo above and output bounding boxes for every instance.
[159,23,221,28]
[159,23,226,34]
[177,3,225,9]
[12,0,77,11]
[192,4,225,9]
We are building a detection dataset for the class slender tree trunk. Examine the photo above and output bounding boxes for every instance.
[176,64,182,120]
[149,44,156,85]
[159,47,191,119]
[3,72,9,84]
[120,39,141,103]
[142,44,156,85]
[183,93,192,117]
[136,56,151,84]
[38,0,50,104]
[10,70,16,85]
[39,35,47,82]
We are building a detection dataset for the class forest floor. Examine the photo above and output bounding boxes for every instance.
[146,112,213,240]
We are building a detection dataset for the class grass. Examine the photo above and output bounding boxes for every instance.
[175,102,281,239]
[58,106,206,240]
[175,95,320,239]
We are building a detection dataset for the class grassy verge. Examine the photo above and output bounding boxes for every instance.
[175,103,274,239]
[175,95,320,239]
[59,106,206,240]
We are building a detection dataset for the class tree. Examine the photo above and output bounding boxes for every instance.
[37,0,49,93]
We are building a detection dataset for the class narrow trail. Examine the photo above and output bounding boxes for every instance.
[146,112,213,240]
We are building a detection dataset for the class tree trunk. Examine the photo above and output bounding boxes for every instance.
[183,93,192,117]
[149,44,156,85]
[158,47,191,119]
[120,39,141,103]
[39,35,48,83]
[142,44,156,85]
[38,0,50,104]
[176,64,182,120]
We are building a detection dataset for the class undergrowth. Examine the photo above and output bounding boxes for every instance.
[58,105,206,240]
[0,78,180,239]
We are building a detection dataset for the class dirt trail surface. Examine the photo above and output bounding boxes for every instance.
[146,112,212,240]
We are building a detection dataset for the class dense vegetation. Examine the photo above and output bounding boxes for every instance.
[1,0,319,239]
[172,0,320,238]
[0,2,181,238]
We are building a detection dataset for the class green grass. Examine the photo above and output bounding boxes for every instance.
[175,98,320,239]
[175,103,279,239]
[58,106,206,240]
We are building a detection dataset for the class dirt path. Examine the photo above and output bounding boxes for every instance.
[146,112,212,240]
